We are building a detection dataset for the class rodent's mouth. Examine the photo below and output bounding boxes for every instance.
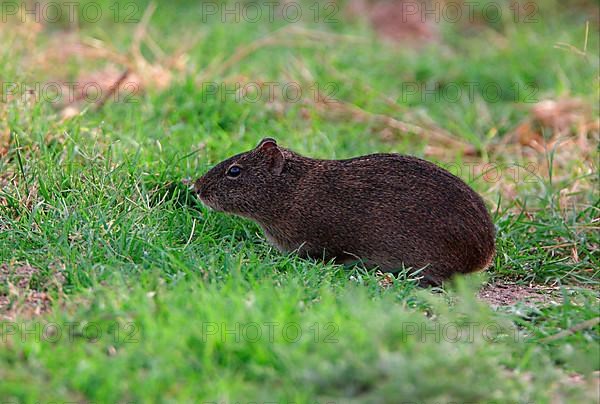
[197,194,223,212]
[194,179,220,211]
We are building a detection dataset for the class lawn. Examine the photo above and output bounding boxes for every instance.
[0,0,598,402]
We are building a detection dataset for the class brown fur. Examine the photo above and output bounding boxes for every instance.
[195,138,496,285]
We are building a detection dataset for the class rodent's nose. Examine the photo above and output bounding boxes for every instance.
[194,177,206,195]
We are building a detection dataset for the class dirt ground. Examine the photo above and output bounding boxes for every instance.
[0,263,55,320]
[478,280,564,306]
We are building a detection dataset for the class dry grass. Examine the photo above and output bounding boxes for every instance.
[2,2,189,119]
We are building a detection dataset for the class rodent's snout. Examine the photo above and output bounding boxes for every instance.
[194,175,216,204]
[193,175,222,211]
[193,176,207,196]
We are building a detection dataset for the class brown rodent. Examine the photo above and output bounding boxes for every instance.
[195,138,495,285]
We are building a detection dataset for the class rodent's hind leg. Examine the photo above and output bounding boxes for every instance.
[332,253,388,272]
[335,250,367,267]
[294,246,361,268]
[377,262,444,287]
[416,274,443,287]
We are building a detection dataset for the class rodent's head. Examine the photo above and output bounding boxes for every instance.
[194,138,290,219]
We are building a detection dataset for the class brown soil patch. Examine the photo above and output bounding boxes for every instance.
[347,0,438,43]
[0,263,59,320]
[478,280,563,306]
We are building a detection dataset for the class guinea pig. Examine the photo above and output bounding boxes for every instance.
[195,138,495,285]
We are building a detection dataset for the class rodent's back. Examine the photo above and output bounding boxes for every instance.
[281,153,495,283]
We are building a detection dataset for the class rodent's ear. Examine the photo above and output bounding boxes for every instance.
[257,138,277,148]
[257,138,284,175]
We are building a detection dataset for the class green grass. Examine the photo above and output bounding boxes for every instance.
[0,0,598,401]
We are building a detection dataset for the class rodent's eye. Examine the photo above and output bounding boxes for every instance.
[226,165,242,178]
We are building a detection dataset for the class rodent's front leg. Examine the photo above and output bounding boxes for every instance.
[259,224,333,261]
[259,224,300,254]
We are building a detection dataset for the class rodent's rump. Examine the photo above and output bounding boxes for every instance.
[195,138,496,285]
